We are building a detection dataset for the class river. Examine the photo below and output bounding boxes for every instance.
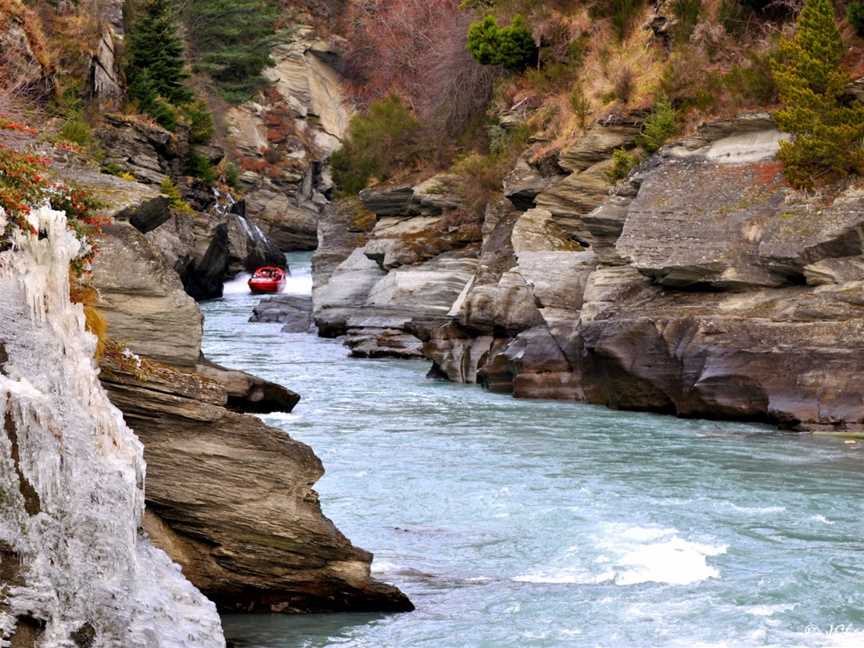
[202,253,864,648]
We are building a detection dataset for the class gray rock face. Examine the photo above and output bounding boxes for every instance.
[97,114,184,185]
[145,208,284,301]
[225,26,351,251]
[246,191,319,251]
[91,223,203,367]
[417,112,864,431]
[314,184,479,357]
[804,256,864,286]
[250,295,314,332]
[617,157,864,290]
[90,29,122,108]
[532,116,643,242]
[359,186,419,216]
[503,159,557,211]
[579,284,864,428]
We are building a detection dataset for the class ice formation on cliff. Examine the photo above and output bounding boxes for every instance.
[0,206,225,647]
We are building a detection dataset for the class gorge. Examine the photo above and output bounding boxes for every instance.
[2,0,864,646]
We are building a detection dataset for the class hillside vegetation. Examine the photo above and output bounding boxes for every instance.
[2,0,863,230]
[333,0,864,201]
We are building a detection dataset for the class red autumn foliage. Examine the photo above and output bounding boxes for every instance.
[341,0,502,137]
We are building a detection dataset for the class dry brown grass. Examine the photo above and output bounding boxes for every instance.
[70,283,107,360]
[0,0,52,71]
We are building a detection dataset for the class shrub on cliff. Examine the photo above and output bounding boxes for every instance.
[637,96,679,152]
[452,124,530,218]
[0,136,99,274]
[467,15,537,71]
[125,0,192,128]
[185,0,279,104]
[771,0,864,188]
[848,1,864,36]
[331,96,422,195]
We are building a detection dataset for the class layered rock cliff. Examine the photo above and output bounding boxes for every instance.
[313,113,864,432]
[87,217,411,614]
[0,206,224,646]
[226,26,351,251]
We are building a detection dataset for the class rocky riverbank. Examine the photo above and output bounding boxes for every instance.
[313,113,864,433]
[88,210,412,614]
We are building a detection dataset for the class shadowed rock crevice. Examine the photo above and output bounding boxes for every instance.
[3,411,41,517]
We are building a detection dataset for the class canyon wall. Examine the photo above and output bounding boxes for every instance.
[0,206,225,647]
[313,113,864,432]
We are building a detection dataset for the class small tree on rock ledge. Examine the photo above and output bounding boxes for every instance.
[771,0,864,189]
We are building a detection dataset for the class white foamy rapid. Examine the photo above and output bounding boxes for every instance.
[0,206,224,646]
[514,524,727,586]
[223,273,253,295]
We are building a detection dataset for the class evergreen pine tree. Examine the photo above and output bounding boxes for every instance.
[771,0,864,188]
[126,0,192,129]
[187,0,279,104]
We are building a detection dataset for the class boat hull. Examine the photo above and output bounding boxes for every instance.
[248,278,286,294]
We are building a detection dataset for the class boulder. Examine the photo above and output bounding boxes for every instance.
[315,240,477,356]
[250,295,314,332]
[53,163,170,224]
[96,114,185,185]
[346,328,425,358]
[535,158,617,240]
[503,159,556,211]
[412,173,463,212]
[359,175,464,219]
[364,210,481,271]
[359,185,419,217]
[312,200,374,298]
[91,223,203,366]
[314,249,386,337]
[246,190,319,251]
[557,117,642,173]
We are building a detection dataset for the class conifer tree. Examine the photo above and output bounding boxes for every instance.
[771,0,864,188]
[125,0,192,129]
[187,0,279,104]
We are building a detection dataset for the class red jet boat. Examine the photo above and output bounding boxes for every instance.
[248,266,287,294]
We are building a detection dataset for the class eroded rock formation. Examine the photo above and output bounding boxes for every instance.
[316,113,864,432]
[99,348,411,614]
[87,217,410,614]
[226,26,352,251]
[0,206,224,646]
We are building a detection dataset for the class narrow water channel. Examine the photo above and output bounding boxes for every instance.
[203,253,864,648]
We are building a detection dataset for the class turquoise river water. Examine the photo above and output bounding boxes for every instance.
[202,253,864,648]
